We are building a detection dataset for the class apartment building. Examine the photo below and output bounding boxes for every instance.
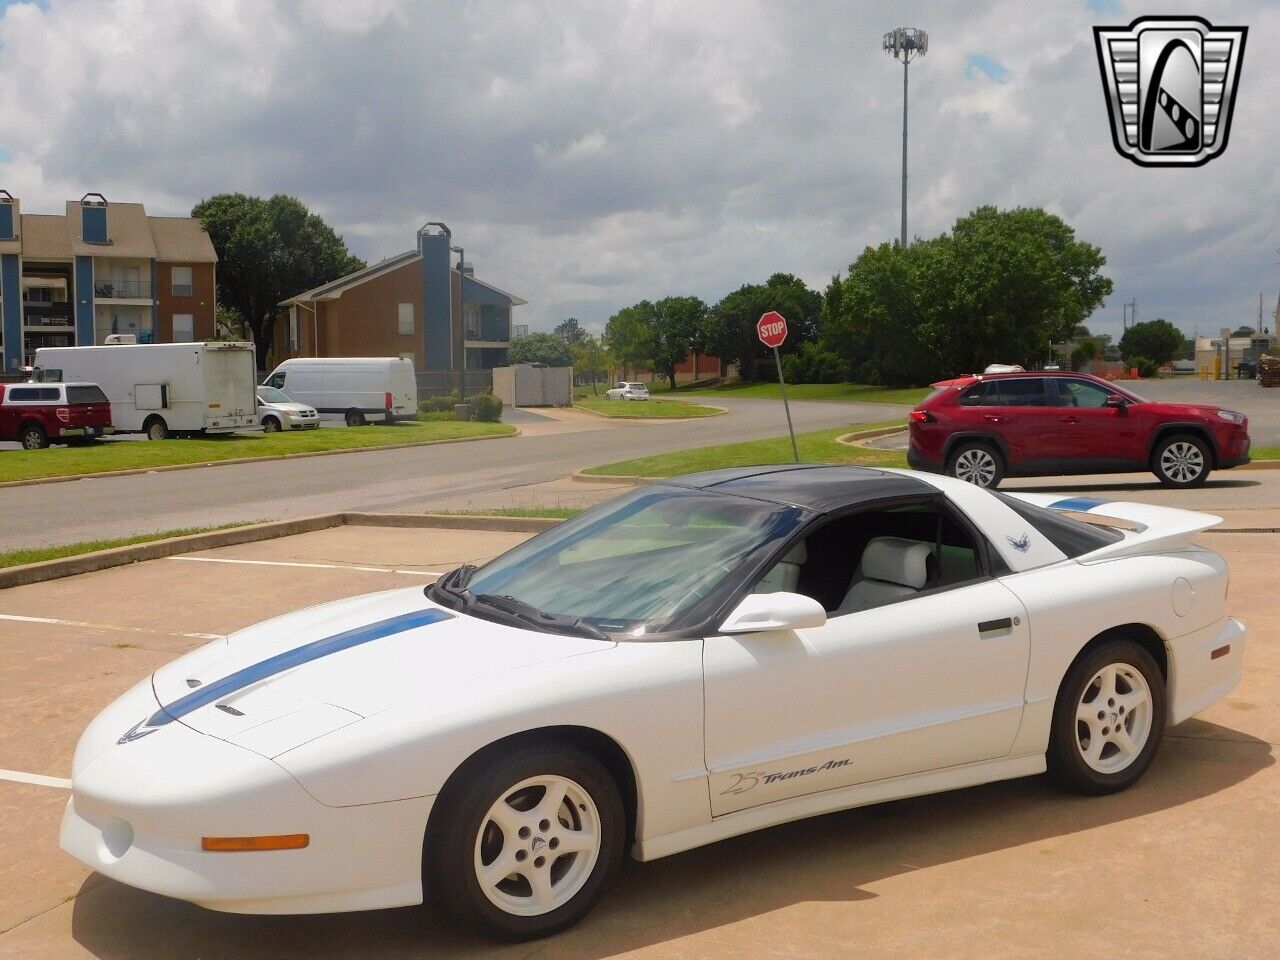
[0,192,217,372]
[276,223,525,372]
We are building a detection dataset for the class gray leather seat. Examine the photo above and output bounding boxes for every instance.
[754,541,807,594]
[837,537,935,614]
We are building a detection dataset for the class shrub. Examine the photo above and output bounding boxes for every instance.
[1126,355,1160,378]
[780,342,852,383]
[467,393,504,422]
[420,390,460,413]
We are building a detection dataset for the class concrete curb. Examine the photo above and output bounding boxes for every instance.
[0,511,561,590]
[571,402,728,421]
[0,426,519,491]
[834,425,910,447]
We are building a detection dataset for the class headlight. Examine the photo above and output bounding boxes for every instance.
[1216,409,1245,424]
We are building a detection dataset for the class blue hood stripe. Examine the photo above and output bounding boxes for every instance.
[146,608,452,728]
[1050,496,1109,512]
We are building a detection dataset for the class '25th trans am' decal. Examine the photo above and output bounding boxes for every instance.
[720,758,852,795]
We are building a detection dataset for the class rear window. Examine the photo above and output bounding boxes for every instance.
[67,385,109,405]
[994,493,1123,558]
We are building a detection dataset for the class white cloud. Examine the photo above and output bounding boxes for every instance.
[0,0,1277,339]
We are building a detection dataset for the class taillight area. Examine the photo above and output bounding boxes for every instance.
[385,391,393,410]
[56,407,71,424]
[909,410,934,423]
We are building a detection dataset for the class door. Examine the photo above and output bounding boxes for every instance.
[701,506,1029,814]
[1047,377,1145,465]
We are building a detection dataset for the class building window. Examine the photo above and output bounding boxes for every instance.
[398,302,414,336]
[172,314,194,343]
[464,303,481,340]
[171,266,193,297]
[288,307,299,352]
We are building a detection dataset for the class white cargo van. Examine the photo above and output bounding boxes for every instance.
[262,357,417,426]
[33,342,259,440]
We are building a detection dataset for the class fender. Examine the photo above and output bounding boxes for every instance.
[942,431,1011,464]
[1149,422,1220,464]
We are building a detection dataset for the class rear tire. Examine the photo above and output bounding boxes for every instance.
[425,741,625,941]
[1046,638,1166,795]
[19,423,49,450]
[947,441,1004,489]
[1152,433,1211,487]
[344,409,366,427]
[144,417,169,441]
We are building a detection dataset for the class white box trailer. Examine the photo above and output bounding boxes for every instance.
[33,342,259,440]
[262,357,417,426]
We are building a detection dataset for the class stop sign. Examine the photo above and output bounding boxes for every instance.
[757,311,788,349]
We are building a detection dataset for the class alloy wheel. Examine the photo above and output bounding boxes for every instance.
[1075,662,1153,774]
[473,775,602,917]
[953,448,997,486]
[1160,441,1205,483]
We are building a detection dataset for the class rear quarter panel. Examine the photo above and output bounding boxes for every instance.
[1002,549,1228,756]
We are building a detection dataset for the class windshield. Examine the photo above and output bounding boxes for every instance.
[257,386,293,403]
[457,487,805,636]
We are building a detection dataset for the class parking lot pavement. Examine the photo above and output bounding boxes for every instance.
[1,526,1277,958]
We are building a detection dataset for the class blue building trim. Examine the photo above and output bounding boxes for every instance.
[82,205,107,244]
[420,230,452,371]
[0,203,13,240]
[74,256,95,345]
[1,254,21,371]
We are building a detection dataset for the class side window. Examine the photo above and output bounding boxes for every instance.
[6,387,37,402]
[996,378,1048,407]
[751,504,989,615]
[1053,378,1112,408]
[957,382,995,406]
[267,373,286,389]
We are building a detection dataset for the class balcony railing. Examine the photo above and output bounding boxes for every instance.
[95,280,151,299]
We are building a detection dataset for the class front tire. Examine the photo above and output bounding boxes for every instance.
[1047,638,1166,795]
[947,441,1004,488]
[262,416,281,433]
[1152,433,1211,487]
[426,742,625,941]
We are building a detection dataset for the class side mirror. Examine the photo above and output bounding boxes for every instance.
[1105,394,1127,409]
[719,592,827,634]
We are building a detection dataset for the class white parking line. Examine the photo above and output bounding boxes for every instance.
[0,768,71,790]
[168,556,443,577]
[0,612,222,641]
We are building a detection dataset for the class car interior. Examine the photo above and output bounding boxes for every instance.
[753,503,987,615]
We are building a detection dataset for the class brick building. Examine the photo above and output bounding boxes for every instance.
[275,223,525,373]
[0,192,217,372]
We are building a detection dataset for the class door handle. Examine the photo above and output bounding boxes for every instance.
[978,617,1017,633]
[983,414,1002,422]
[1059,416,1080,423]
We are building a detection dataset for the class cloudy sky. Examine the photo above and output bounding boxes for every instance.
[1,0,1277,340]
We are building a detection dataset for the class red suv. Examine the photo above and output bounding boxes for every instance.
[907,371,1250,488]
[0,382,114,450]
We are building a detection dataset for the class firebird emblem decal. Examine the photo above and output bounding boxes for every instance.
[1006,533,1032,553]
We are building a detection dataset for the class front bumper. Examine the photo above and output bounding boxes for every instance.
[1167,616,1245,725]
[60,706,434,914]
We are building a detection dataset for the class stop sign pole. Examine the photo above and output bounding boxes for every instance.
[757,311,799,462]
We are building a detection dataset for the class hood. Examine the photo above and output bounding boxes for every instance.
[1139,400,1240,420]
[260,400,315,414]
[149,588,612,752]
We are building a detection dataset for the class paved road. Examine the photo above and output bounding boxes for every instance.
[0,398,903,550]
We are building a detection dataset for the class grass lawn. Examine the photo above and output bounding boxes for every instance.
[574,394,722,418]
[1254,445,1280,461]
[651,380,928,405]
[436,507,585,520]
[585,420,907,478]
[0,420,515,484]
[0,523,255,569]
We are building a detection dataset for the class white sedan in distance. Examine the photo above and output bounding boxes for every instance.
[61,465,1244,941]
[256,385,319,432]
[603,381,649,401]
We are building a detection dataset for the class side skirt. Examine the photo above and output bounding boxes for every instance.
[633,752,1045,862]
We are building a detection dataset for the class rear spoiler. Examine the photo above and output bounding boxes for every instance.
[1003,493,1221,562]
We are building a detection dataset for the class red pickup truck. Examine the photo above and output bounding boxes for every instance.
[0,382,114,449]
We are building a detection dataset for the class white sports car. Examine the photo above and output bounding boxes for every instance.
[61,465,1244,940]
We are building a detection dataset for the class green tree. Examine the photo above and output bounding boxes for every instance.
[554,317,589,346]
[822,206,1112,386]
[1119,318,1184,366]
[1231,325,1256,338]
[192,193,366,368]
[508,331,573,366]
[603,301,656,379]
[705,274,821,381]
[570,334,612,394]
[1071,337,1104,371]
[648,295,708,390]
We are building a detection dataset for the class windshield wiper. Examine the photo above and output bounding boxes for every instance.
[473,593,611,641]
[429,563,477,611]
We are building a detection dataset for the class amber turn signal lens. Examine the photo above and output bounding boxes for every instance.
[202,834,310,852]
[1210,645,1231,660]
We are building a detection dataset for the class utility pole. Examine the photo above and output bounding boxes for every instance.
[883,27,928,247]
[1122,298,1138,330]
